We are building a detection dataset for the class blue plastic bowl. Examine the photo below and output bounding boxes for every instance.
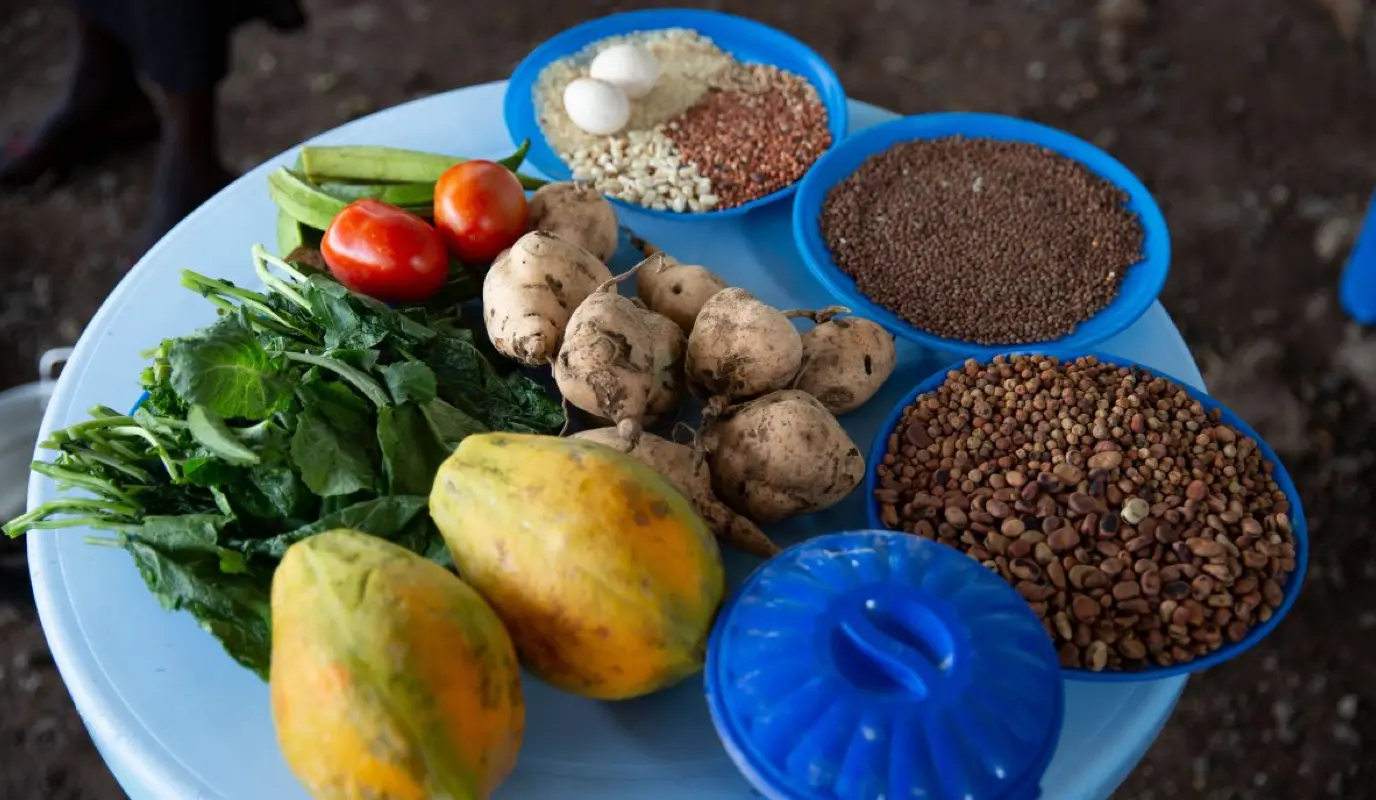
[863,350,1308,682]
[503,9,847,219]
[1339,189,1376,324]
[792,113,1171,356]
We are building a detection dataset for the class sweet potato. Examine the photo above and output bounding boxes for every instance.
[794,314,897,414]
[527,181,619,262]
[482,231,613,367]
[638,305,686,422]
[706,389,865,524]
[636,252,729,336]
[686,288,803,405]
[573,427,780,558]
[553,278,656,446]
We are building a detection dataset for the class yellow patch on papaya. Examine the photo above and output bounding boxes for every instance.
[429,432,726,701]
[270,529,524,800]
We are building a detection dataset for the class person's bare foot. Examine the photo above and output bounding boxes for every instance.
[0,16,159,187]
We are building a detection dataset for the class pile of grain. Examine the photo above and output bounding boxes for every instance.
[532,29,830,213]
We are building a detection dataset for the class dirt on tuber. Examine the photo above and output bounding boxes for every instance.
[553,272,657,446]
[526,181,620,262]
[482,230,612,367]
[636,251,730,336]
[793,313,897,415]
[686,287,804,410]
[637,303,687,423]
[706,389,866,524]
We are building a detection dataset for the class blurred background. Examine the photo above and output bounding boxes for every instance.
[1,0,1374,797]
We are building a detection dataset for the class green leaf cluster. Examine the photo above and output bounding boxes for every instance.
[5,246,563,679]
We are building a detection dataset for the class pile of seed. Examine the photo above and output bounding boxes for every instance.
[819,137,1144,344]
[873,354,1298,672]
[666,65,831,209]
[532,29,830,213]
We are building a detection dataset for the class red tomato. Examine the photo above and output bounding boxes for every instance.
[320,199,449,304]
[433,160,528,264]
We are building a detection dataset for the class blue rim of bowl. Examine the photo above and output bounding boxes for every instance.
[503,8,848,220]
[792,113,1172,357]
[862,349,1309,682]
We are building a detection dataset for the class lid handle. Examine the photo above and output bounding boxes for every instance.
[833,594,955,699]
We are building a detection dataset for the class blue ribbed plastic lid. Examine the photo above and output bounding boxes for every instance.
[705,530,1065,800]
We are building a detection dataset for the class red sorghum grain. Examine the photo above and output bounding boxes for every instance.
[819,137,1145,344]
[873,354,1297,672]
[665,64,831,209]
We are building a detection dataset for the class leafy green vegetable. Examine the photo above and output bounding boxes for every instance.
[381,362,437,405]
[421,398,487,449]
[290,410,375,496]
[5,244,564,679]
[231,495,430,560]
[377,405,449,496]
[122,538,274,679]
[169,319,291,420]
[187,405,261,466]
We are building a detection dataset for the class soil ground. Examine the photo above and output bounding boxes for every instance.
[2,0,1375,798]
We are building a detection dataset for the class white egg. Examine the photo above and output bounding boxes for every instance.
[589,44,660,100]
[562,77,631,136]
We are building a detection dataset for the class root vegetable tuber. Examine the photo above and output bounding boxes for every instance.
[706,389,865,524]
[573,427,780,558]
[553,275,655,446]
[686,288,803,406]
[636,252,730,336]
[639,305,686,421]
[527,182,620,263]
[793,313,897,415]
[482,231,613,367]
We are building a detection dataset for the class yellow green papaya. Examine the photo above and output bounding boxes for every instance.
[429,432,725,700]
[270,529,523,800]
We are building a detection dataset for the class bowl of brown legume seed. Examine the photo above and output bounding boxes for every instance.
[504,9,847,218]
[864,351,1307,680]
[792,113,1171,356]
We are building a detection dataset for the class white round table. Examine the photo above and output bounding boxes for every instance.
[27,81,1187,800]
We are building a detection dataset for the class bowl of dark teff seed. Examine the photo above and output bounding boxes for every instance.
[792,113,1170,355]
[865,352,1307,679]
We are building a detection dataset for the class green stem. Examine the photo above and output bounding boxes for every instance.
[56,446,155,484]
[45,415,141,441]
[180,270,303,335]
[283,352,391,407]
[30,462,138,504]
[251,245,310,311]
[107,425,181,482]
[497,139,531,172]
[85,436,148,465]
[3,499,141,538]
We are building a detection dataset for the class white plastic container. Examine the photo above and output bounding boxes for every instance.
[0,349,71,522]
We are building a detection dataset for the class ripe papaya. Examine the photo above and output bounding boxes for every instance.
[270,529,523,800]
[429,432,725,700]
